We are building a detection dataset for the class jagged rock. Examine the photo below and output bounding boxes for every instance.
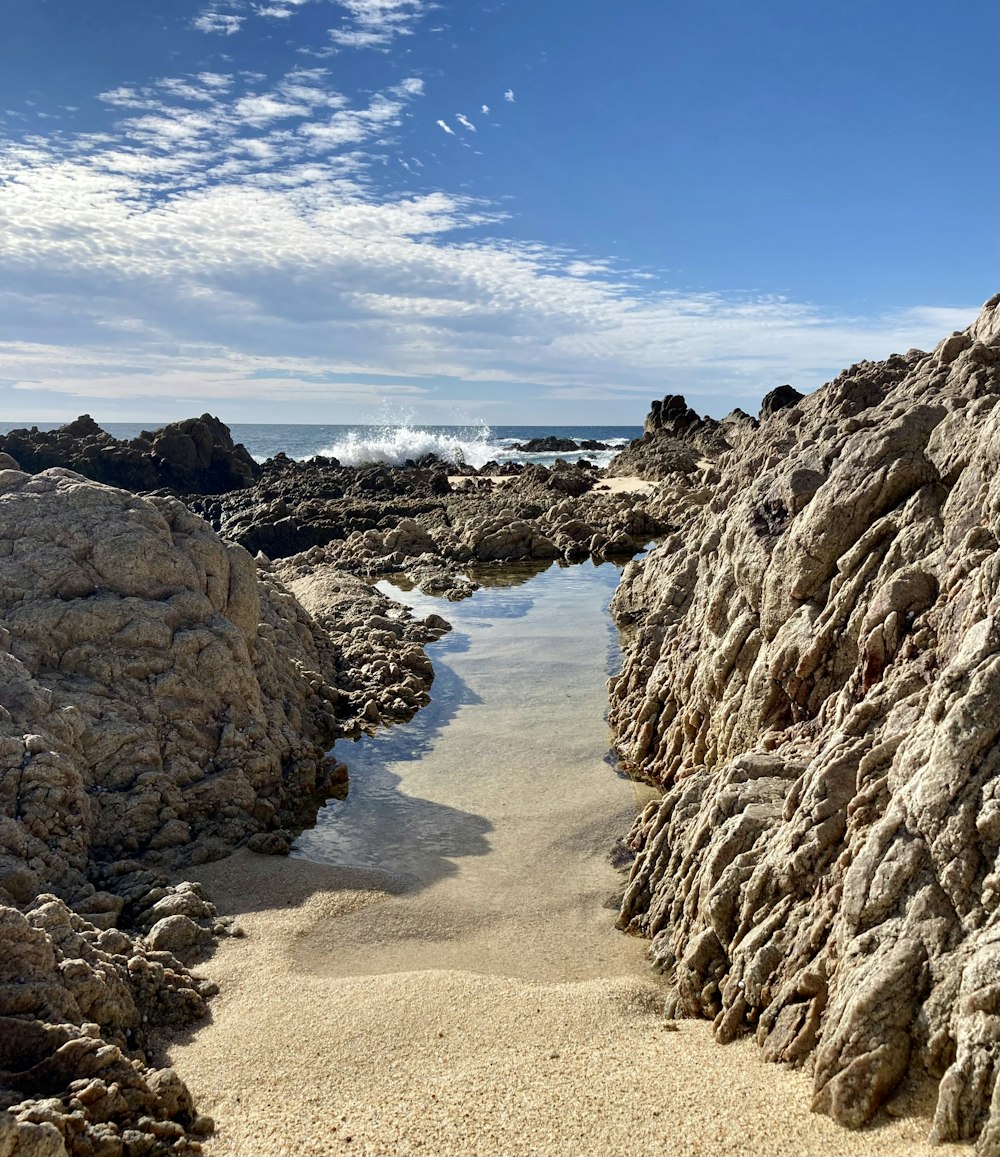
[604,433,703,482]
[0,468,341,895]
[609,396,735,481]
[0,414,259,495]
[510,436,581,453]
[609,293,1000,1151]
[643,394,709,438]
[0,895,214,1157]
[758,383,804,419]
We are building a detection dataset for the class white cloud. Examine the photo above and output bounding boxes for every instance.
[504,89,515,103]
[193,12,245,34]
[0,34,984,424]
[255,0,312,17]
[327,0,429,50]
[456,113,476,132]
[481,104,490,115]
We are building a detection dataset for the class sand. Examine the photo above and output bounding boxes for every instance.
[446,474,657,495]
[166,853,968,1157]
[165,562,970,1157]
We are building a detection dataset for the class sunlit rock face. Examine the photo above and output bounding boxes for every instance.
[0,467,449,1156]
[609,294,1000,1152]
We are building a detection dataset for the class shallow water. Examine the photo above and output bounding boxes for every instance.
[292,558,658,982]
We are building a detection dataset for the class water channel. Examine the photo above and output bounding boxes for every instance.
[293,556,659,982]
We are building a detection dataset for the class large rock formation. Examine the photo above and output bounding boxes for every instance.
[609,295,1000,1151]
[0,414,260,494]
[0,468,445,1155]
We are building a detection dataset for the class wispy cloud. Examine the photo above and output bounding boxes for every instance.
[504,88,515,103]
[0,18,982,424]
[255,0,313,17]
[328,0,429,50]
[456,113,476,132]
[481,104,490,115]
[193,9,245,35]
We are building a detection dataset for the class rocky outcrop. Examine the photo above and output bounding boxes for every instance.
[0,468,447,1154]
[0,415,260,495]
[188,456,666,586]
[758,383,804,419]
[609,296,1000,1151]
[604,433,703,482]
[508,436,609,453]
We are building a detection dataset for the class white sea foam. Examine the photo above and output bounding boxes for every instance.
[313,425,500,469]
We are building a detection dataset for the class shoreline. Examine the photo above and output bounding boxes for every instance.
[6,326,1000,1157]
[165,850,969,1157]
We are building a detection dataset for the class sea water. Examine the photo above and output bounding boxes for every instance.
[1,421,643,471]
[293,558,657,982]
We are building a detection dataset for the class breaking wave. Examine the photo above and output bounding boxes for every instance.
[314,425,499,469]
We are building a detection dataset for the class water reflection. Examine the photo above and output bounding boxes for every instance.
[295,558,634,897]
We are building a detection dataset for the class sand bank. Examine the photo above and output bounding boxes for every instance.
[165,563,969,1157]
[167,852,968,1157]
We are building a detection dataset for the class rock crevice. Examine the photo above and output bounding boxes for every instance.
[609,294,1000,1152]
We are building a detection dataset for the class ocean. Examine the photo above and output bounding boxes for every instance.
[0,422,643,471]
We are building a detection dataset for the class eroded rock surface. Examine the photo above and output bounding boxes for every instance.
[609,295,1000,1151]
[0,469,444,1155]
[188,455,666,589]
[0,414,260,495]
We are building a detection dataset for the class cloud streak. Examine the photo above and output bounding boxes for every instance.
[0,18,982,424]
[328,0,430,50]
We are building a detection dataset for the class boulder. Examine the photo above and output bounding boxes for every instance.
[0,414,260,495]
[608,293,1000,1150]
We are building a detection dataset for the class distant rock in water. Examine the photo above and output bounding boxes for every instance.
[608,294,1000,1150]
[0,412,260,494]
[510,435,610,453]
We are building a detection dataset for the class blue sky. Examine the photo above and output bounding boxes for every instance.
[0,0,996,427]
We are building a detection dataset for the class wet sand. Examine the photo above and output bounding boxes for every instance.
[167,563,969,1156]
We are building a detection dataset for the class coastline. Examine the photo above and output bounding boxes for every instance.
[5,321,1000,1157]
[164,850,969,1157]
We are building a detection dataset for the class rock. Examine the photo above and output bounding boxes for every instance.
[0,470,343,894]
[758,383,804,419]
[643,394,708,437]
[0,414,259,495]
[608,293,1000,1150]
[510,436,580,453]
[145,916,206,955]
[0,895,211,1157]
[245,831,292,856]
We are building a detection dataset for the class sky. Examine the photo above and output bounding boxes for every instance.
[0,0,996,428]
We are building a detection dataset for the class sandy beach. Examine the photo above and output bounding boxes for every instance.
[165,850,968,1157]
[164,564,971,1157]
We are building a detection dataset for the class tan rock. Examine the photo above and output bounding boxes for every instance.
[610,293,1000,1149]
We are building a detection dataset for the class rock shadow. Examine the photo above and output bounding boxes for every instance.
[294,650,492,889]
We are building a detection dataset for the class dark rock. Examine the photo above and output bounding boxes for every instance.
[0,414,260,495]
[511,436,580,453]
[758,383,805,419]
